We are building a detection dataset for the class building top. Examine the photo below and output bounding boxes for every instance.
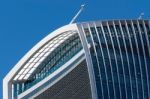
[5,19,150,82]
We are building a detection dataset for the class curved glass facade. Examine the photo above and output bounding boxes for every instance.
[4,19,150,99]
[13,32,83,97]
[80,20,150,99]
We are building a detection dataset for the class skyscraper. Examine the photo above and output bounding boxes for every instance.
[3,19,150,99]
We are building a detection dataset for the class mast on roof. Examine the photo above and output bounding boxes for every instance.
[138,12,144,19]
[69,4,85,24]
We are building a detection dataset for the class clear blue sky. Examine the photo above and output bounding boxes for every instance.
[0,0,150,98]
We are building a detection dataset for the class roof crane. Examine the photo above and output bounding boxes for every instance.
[69,4,85,24]
[138,12,144,19]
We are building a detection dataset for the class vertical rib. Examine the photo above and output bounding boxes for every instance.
[93,22,110,99]
[125,20,139,99]
[87,23,104,99]
[77,24,98,99]
[131,20,144,99]
[101,22,116,99]
[142,20,150,98]
[112,21,128,99]
[119,20,133,99]
[146,20,150,57]
[137,20,150,99]
[142,20,150,57]
[107,21,122,99]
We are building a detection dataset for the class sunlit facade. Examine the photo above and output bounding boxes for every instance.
[3,19,150,99]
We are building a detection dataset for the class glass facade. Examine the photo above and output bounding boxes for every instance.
[8,19,150,99]
[82,20,150,99]
[13,32,83,97]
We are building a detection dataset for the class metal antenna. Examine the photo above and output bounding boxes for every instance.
[138,12,144,19]
[69,4,85,24]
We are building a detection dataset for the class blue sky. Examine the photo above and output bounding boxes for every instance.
[0,0,150,98]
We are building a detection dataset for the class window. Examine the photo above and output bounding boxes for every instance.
[133,24,139,34]
[109,25,115,36]
[84,28,90,37]
[122,25,128,36]
[115,25,121,36]
[103,26,109,34]
[139,24,144,33]
[127,24,133,35]
[96,27,102,34]
[145,24,150,35]
[90,27,96,36]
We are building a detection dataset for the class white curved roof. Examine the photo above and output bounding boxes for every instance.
[3,19,150,99]
[4,24,78,82]
[14,31,76,81]
[3,23,80,99]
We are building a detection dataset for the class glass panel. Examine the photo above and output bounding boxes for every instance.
[28,58,35,63]
[28,68,36,74]
[28,63,36,68]
[33,57,40,63]
[23,69,30,74]
[23,74,31,80]
[14,75,20,80]
[18,69,25,75]
[115,25,121,36]
[18,33,83,94]
[18,75,25,80]
[38,52,45,57]
[33,52,40,58]
[23,63,30,69]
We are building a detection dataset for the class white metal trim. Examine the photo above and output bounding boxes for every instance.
[3,24,78,99]
[101,22,116,99]
[18,49,85,99]
[77,23,98,99]
[93,22,108,99]
[107,21,123,99]
[119,20,134,99]
[125,20,139,99]
[131,20,144,99]
[136,20,149,99]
